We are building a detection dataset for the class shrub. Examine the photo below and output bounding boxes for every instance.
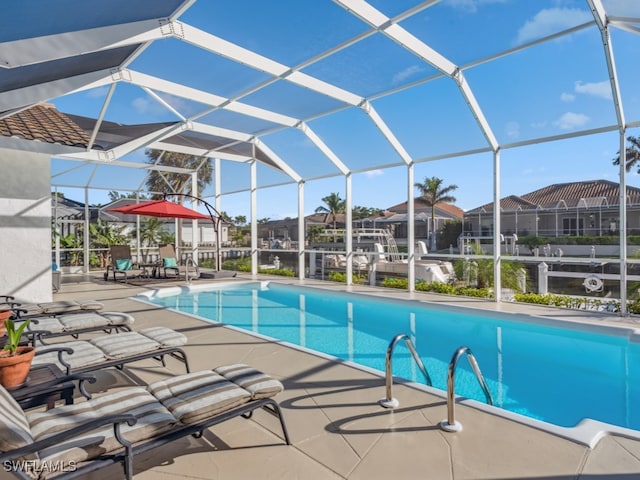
[259,268,295,277]
[328,271,366,284]
[222,257,251,271]
[381,277,408,289]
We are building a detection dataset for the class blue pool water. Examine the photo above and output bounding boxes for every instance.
[146,281,640,430]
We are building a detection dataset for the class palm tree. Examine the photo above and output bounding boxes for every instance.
[613,135,640,172]
[315,192,345,242]
[138,217,166,262]
[414,176,458,251]
[89,219,127,268]
[145,149,213,249]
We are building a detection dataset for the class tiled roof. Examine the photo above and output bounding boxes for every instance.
[388,199,464,219]
[0,104,90,147]
[466,180,640,214]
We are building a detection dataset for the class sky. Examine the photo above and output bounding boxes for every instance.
[50,0,640,221]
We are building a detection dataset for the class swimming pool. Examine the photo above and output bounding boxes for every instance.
[140,281,640,437]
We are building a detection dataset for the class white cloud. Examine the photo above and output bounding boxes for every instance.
[444,0,507,14]
[560,92,575,102]
[516,8,592,44]
[86,86,110,98]
[531,121,547,128]
[505,121,520,138]
[364,169,384,178]
[157,93,200,116]
[553,112,590,129]
[574,80,612,100]
[392,65,425,85]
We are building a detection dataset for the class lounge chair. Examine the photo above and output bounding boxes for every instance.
[158,244,199,279]
[32,326,190,375]
[104,245,148,282]
[0,297,104,317]
[23,311,135,345]
[0,364,289,480]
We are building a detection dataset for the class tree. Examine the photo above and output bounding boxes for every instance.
[414,176,458,251]
[138,217,167,262]
[315,193,345,230]
[144,149,213,248]
[352,205,383,220]
[218,210,233,223]
[306,224,325,244]
[234,215,247,226]
[89,219,127,268]
[613,135,640,173]
[108,191,150,202]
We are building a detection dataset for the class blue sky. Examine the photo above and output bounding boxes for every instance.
[51,0,640,220]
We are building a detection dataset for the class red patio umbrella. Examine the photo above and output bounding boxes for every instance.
[108,199,213,221]
[108,198,223,271]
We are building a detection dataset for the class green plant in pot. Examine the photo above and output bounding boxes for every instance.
[0,319,35,389]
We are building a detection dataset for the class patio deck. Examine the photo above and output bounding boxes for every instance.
[9,274,640,479]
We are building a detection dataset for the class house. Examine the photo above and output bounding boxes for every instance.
[463,180,640,238]
[381,200,464,246]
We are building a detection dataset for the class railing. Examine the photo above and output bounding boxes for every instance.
[184,257,198,284]
[379,333,432,409]
[439,346,493,432]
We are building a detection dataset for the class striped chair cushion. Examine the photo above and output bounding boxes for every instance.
[0,385,33,452]
[38,301,83,315]
[78,300,103,311]
[16,304,48,316]
[33,341,106,370]
[91,332,160,358]
[58,311,134,330]
[28,387,175,466]
[27,317,65,334]
[214,364,284,399]
[139,327,187,347]
[148,370,251,425]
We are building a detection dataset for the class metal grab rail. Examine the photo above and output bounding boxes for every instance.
[379,334,432,409]
[440,346,494,432]
[184,257,197,284]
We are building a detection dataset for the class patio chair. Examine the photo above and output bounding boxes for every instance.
[158,243,181,278]
[0,297,103,317]
[22,311,135,345]
[0,364,289,480]
[158,244,199,279]
[104,245,148,282]
[32,326,191,376]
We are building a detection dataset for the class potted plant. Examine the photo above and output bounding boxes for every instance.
[0,319,34,389]
[0,308,12,336]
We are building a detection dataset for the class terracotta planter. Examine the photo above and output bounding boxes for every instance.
[0,309,11,337]
[0,346,35,389]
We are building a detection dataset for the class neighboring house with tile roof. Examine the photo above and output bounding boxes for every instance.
[258,201,464,248]
[464,180,640,238]
[383,199,464,245]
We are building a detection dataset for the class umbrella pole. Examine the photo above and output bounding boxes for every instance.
[163,193,223,272]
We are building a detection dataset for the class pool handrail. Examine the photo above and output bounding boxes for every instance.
[379,333,432,409]
[440,345,494,432]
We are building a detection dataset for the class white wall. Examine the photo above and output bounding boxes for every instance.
[0,148,51,302]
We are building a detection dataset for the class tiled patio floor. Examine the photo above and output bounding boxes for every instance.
[8,274,640,479]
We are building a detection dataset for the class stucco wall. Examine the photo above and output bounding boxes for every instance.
[0,148,51,302]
